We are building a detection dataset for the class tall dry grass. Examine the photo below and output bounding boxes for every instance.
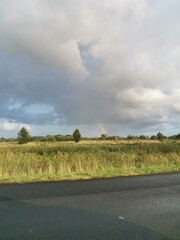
[0,141,179,180]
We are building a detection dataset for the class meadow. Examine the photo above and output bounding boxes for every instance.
[0,140,179,183]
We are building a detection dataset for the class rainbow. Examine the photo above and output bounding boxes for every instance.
[98,123,108,135]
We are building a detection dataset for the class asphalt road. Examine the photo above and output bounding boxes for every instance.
[0,173,180,240]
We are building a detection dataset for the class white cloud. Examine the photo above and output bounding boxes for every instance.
[171,89,180,113]
[116,88,168,107]
[1,121,18,131]
[0,0,89,78]
[0,120,31,132]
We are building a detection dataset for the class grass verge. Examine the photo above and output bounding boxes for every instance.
[0,141,179,183]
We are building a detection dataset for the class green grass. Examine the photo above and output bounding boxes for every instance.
[0,141,179,183]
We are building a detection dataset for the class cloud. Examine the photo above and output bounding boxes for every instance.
[0,0,89,78]
[116,88,168,108]
[0,0,179,135]
[0,119,31,132]
[171,89,180,113]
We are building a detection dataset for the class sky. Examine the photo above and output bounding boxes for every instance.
[0,0,180,138]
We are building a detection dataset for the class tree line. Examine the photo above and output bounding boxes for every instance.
[16,127,81,144]
[0,127,180,144]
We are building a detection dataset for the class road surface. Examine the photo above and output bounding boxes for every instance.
[0,172,180,240]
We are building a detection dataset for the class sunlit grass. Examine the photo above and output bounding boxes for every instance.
[0,140,179,183]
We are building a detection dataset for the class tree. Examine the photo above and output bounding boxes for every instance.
[101,134,109,140]
[151,135,157,140]
[157,132,164,141]
[175,133,180,139]
[73,129,81,143]
[17,127,31,144]
[139,135,146,140]
[45,135,56,142]
[127,135,138,140]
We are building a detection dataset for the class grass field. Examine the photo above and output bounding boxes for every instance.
[0,140,179,183]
